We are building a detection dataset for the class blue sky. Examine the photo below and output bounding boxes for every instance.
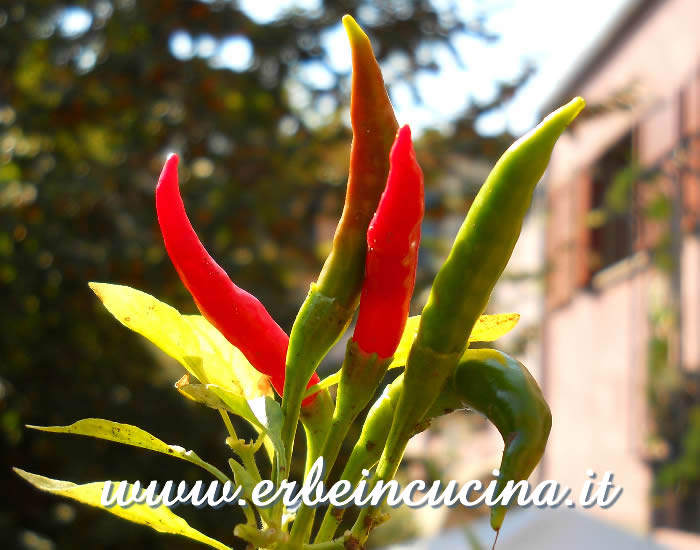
[239,0,634,135]
[61,0,634,136]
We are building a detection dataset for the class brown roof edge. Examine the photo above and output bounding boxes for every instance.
[540,0,660,116]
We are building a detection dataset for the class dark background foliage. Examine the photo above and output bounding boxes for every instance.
[0,1,523,548]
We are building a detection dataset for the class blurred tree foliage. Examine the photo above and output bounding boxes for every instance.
[0,1,524,548]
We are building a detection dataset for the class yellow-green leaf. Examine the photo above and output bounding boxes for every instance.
[386,313,520,370]
[387,316,421,370]
[183,315,273,400]
[27,419,229,483]
[469,313,520,342]
[14,469,231,550]
[89,283,272,400]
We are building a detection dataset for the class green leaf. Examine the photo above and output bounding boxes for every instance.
[89,283,272,400]
[176,379,275,462]
[177,382,231,410]
[27,419,229,483]
[14,469,231,550]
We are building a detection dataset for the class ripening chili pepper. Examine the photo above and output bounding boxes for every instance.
[452,349,551,531]
[316,15,400,311]
[350,97,585,545]
[280,14,399,470]
[155,153,321,404]
[290,125,423,545]
[330,124,423,452]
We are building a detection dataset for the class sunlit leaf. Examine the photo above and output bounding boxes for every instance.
[183,315,273,400]
[386,313,520,370]
[27,419,229,483]
[469,313,520,342]
[14,469,231,550]
[89,283,272,399]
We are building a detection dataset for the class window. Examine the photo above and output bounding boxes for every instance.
[588,132,636,276]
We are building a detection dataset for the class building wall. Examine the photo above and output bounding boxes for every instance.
[547,0,699,184]
[546,260,652,530]
[543,0,700,537]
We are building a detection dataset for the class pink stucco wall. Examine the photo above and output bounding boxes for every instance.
[545,261,653,530]
[543,0,700,538]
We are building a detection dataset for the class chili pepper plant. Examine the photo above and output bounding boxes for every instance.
[15,15,584,550]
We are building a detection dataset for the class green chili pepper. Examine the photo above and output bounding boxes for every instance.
[315,374,404,543]
[316,349,549,541]
[315,367,461,543]
[418,97,585,356]
[280,15,398,474]
[452,348,551,531]
[350,97,585,545]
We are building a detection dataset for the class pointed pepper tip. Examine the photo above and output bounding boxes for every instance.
[342,14,369,46]
[562,96,586,125]
[391,124,414,158]
[157,153,179,191]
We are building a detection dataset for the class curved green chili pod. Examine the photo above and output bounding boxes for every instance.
[350,97,584,544]
[280,15,398,470]
[452,349,551,531]
[317,349,549,541]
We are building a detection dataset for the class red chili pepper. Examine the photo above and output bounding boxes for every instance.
[155,154,319,402]
[352,125,424,358]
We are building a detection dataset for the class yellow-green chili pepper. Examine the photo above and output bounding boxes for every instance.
[350,97,585,545]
